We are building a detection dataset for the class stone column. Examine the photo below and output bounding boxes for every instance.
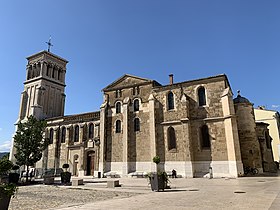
[98,102,107,174]
[221,88,243,177]
[148,94,157,172]
[122,97,130,175]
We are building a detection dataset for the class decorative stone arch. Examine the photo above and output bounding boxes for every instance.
[167,126,177,151]
[195,85,208,107]
[115,100,123,114]
[132,97,141,112]
[166,90,176,111]
[114,119,122,133]
[74,125,79,142]
[133,117,141,132]
[88,123,94,139]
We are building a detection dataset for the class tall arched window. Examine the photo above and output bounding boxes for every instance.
[168,92,174,110]
[134,118,140,132]
[198,87,206,106]
[134,99,139,112]
[74,125,79,142]
[61,127,66,143]
[116,102,121,114]
[201,125,210,148]
[167,127,176,150]
[116,120,121,133]
[265,131,271,149]
[89,123,94,139]
[49,128,54,144]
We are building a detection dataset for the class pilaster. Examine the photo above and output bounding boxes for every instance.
[148,94,157,172]
[221,88,243,177]
[122,97,130,175]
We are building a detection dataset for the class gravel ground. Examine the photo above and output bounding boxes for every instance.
[8,185,140,210]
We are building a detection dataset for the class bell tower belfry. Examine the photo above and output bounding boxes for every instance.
[10,50,68,162]
[18,50,68,121]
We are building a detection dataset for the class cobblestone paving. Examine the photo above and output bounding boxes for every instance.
[9,185,139,210]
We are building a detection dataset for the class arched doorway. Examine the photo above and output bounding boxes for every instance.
[86,151,95,175]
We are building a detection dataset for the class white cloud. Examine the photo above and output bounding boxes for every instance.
[272,105,280,108]
[0,140,11,152]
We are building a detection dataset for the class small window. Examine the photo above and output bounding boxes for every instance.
[49,128,54,144]
[168,91,174,110]
[61,127,66,143]
[116,102,121,114]
[198,87,206,106]
[134,99,139,112]
[167,127,176,150]
[89,123,94,139]
[201,125,210,148]
[116,120,121,133]
[134,118,140,132]
[74,125,79,142]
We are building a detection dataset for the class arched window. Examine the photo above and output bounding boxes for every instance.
[134,118,140,132]
[89,123,94,139]
[168,92,174,110]
[265,131,271,149]
[134,99,139,112]
[167,127,176,150]
[116,102,121,114]
[61,127,66,143]
[116,120,121,133]
[198,87,206,106]
[201,125,210,148]
[74,125,79,142]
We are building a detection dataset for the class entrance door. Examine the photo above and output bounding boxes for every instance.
[86,151,95,175]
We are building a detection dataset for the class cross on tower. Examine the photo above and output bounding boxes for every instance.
[46,36,53,52]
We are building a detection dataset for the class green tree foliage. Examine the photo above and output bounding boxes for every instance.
[13,116,49,181]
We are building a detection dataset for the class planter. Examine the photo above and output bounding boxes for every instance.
[0,189,11,210]
[9,173,20,184]
[149,173,165,192]
[61,172,71,184]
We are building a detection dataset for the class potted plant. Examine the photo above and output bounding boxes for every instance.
[61,163,71,184]
[0,159,17,210]
[9,165,20,184]
[149,156,169,191]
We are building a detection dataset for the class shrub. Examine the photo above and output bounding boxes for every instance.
[153,156,160,165]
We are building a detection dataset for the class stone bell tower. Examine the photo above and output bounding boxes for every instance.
[18,50,68,121]
[10,50,68,162]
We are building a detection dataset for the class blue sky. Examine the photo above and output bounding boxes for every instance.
[1,0,280,152]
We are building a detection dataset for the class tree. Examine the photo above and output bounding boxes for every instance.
[13,115,49,182]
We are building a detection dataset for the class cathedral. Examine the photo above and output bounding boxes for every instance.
[10,50,276,178]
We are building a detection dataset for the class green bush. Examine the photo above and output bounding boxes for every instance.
[153,156,160,165]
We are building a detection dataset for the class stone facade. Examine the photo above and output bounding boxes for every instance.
[10,50,276,178]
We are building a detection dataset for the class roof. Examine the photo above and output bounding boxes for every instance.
[102,74,161,91]
[233,91,251,104]
[26,50,68,63]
